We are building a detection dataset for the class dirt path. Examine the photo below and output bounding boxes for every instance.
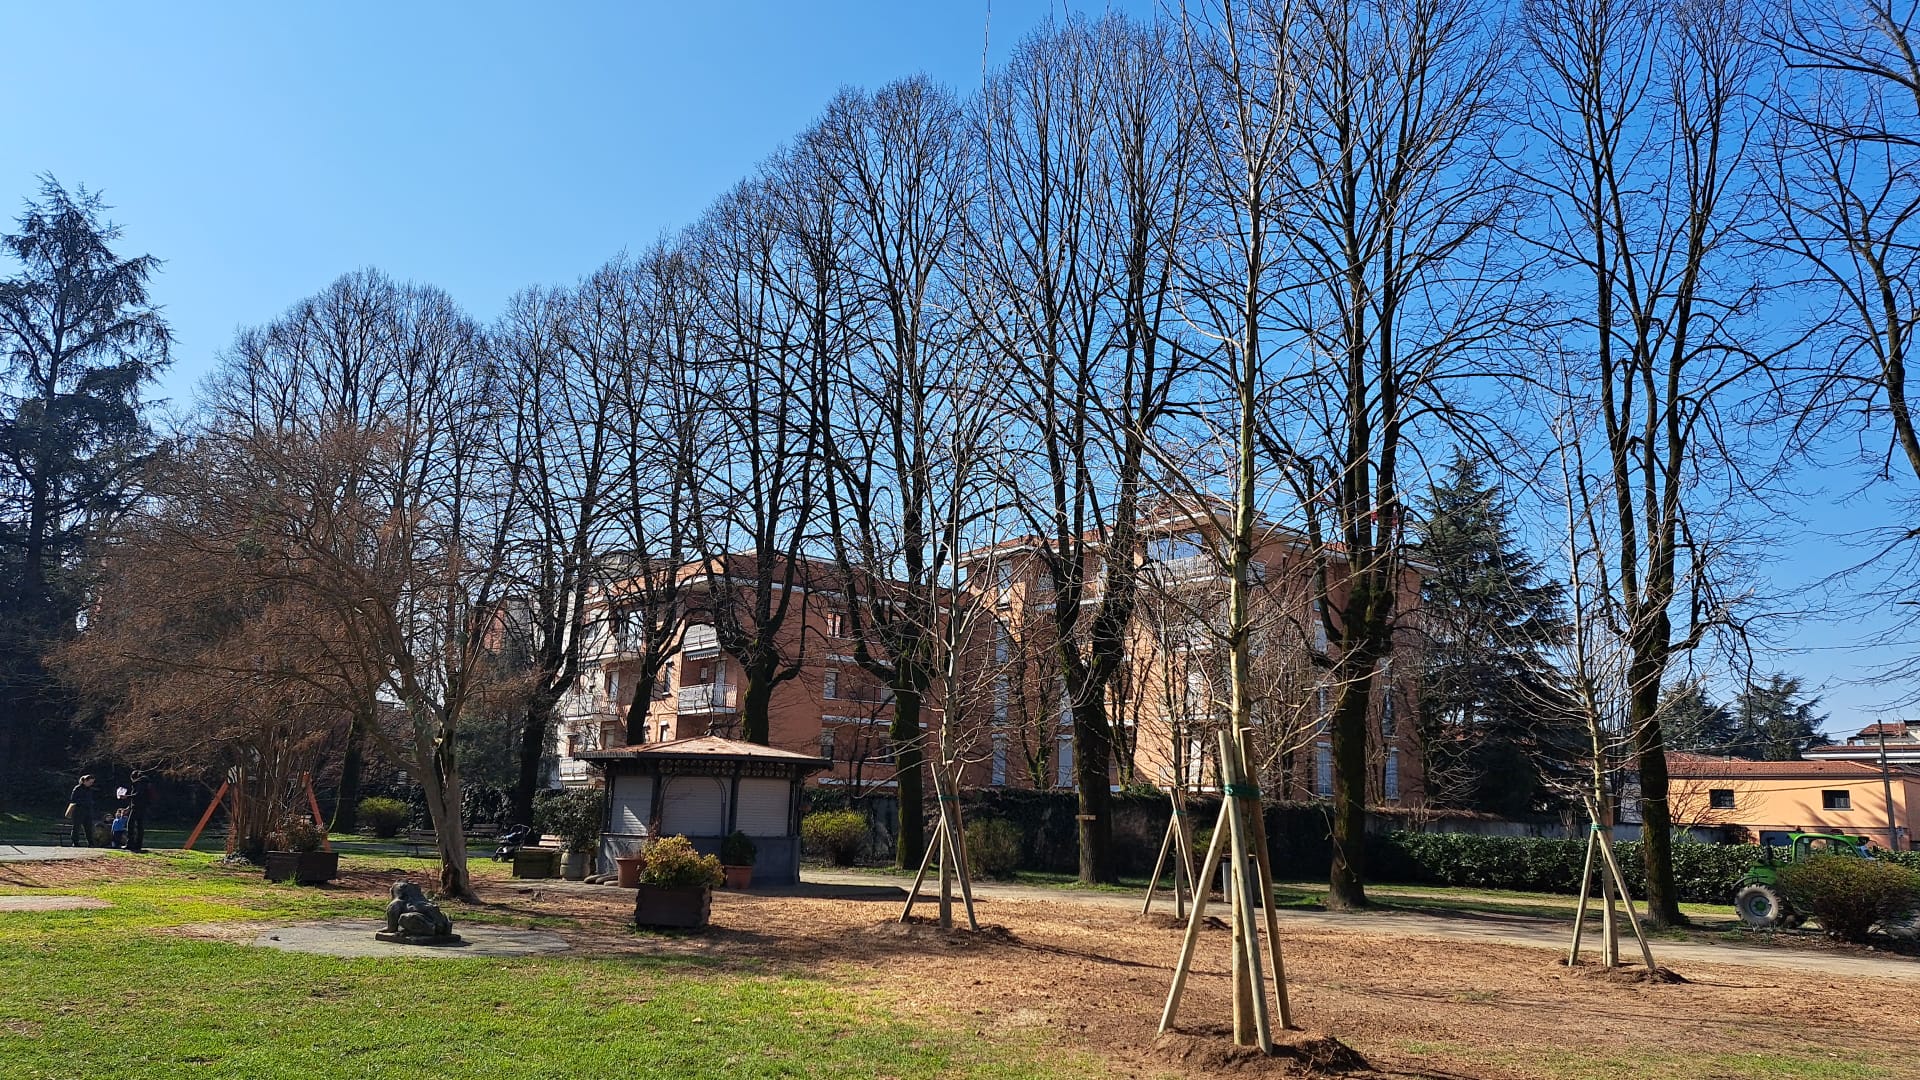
[804,868,1920,984]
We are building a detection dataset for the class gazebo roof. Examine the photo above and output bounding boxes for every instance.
[576,735,830,772]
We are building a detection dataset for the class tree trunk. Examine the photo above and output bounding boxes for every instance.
[1628,643,1685,928]
[329,714,366,833]
[1326,653,1375,910]
[511,691,561,826]
[1072,696,1115,884]
[742,665,774,745]
[892,686,926,869]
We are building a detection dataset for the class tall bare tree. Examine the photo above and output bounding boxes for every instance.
[1520,0,1769,925]
[975,13,1192,883]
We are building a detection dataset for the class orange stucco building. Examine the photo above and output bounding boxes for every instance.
[1668,752,1920,850]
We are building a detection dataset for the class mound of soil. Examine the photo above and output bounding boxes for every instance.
[862,917,1017,946]
[1141,912,1229,931]
[1560,958,1689,984]
[1154,1024,1369,1074]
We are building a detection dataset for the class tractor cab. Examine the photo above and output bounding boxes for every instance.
[1738,832,1875,928]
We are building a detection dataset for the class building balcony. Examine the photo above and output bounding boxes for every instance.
[1143,553,1265,585]
[678,683,737,714]
[681,623,721,659]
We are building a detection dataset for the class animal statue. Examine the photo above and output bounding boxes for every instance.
[385,881,453,938]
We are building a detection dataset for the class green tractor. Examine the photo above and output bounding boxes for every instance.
[1733,832,1875,929]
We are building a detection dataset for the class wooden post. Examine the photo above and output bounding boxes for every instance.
[1220,731,1272,1051]
[1566,826,1598,966]
[183,781,231,851]
[302,772,332,853]
[1239,729,1290,1030]
[1595,825,1659,972]
[1159,797,1233,1034]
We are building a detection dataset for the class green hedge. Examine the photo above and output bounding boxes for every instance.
[1368,832,1762,904]
[806,785,1920,905]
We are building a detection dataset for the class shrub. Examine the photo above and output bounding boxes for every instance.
[639,835,724,889]
[1778,854,1920,943]
[534,788,604,851]
[720,830,757,867]
[268,816,325,853]
[965,818,1024,879]
[358,797,410,839]
[802,810,869,866]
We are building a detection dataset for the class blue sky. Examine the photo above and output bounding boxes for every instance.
[1,1,1912,729]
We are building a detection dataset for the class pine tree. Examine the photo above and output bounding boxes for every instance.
[1732,674,1829,761]
[0,177,169,801]
[1415,453,1573,817]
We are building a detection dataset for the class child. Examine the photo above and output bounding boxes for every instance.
[110,807,129,849]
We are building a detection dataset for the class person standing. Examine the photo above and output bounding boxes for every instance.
[64,775,98,847]
[123,770,152,853]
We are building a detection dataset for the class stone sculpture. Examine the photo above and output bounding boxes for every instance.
[375,880,462,945]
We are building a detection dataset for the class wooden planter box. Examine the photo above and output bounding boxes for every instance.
[513,847,561,879]
[635,884,712,929]
[263,850,339,885]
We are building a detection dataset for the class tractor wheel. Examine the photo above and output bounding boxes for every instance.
[1736,883,1786,929]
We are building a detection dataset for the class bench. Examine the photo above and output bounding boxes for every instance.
[45,825,72,847]
[397,824,506,857]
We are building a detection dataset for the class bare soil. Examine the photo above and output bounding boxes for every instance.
[137,863,1920,1079]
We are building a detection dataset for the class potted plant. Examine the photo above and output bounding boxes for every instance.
[535,788,603,881]
[634,835,724,929]
[263,816,338,885]
[720,830,756,890]
[613,839,650,889]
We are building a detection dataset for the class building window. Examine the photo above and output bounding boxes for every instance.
[825,612,844,638]
[823,670,838,700]
[994,622,1010,664]
[994,675,1009,724]
[1314,743,1333,798]
[878,738,896,764]
[658,722,670,744]
[1056,732,1073,788]
[991,732,1008,786]
[1823,790,1852,811]
[1710,788,1736,810]
[820,729,836,762]
[1384,748,1400,801]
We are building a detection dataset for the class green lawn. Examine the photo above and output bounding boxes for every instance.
[0,852,1089,1080]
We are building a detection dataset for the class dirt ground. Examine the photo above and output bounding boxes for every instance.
[405,871,1920,1078]
[24,857,1917,1079]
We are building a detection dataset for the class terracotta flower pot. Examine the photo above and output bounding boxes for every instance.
[722,864,753,890]
[614,854,647,889]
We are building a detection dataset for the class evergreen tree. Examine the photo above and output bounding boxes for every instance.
[1415,453,1573,817]
[1660,682,1738,754]
[0,177,169,802]
[1731,674,1829,761]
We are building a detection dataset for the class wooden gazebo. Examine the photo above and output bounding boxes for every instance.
[576,736,829,886]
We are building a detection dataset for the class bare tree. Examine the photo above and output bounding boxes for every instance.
[695,180,823,744]
[812,76,980,867]
[492,280,618,827]
[975,13,1193,884]
[202,271,514,898]
[1520,0,1770,925]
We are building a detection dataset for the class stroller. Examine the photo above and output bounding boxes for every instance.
[492,824,538,862]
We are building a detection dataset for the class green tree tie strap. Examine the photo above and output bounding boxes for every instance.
[1225,783,1261,799]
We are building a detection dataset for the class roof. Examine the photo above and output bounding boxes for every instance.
[1851,722,1911,739]
[574,735,830,771]
[1667,752,1920,781]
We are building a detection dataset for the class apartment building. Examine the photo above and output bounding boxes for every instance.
[553,556,918,792]
[554,508,1425,809]
[948,503,1426,806]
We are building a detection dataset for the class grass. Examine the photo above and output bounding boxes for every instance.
[0,853,1089,1080]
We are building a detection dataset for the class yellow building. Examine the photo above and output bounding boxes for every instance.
[1668,753,1920,850]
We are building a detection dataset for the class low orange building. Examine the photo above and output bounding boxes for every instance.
[1668,752,1920,850]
